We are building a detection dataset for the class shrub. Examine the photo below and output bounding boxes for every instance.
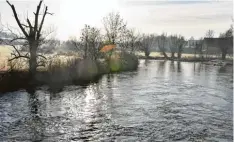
[108,52,139,72]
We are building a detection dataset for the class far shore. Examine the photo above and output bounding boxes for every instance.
[137,54,233,64]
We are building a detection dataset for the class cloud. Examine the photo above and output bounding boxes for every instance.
[0,0,232,40]
[121,0,216,7]
[118,0,232,38]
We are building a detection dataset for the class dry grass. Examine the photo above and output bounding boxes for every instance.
[0,57,101,92]
[0,51,139,92]
[56,50,82,57]
[0,45,14,71]
[0,45,83,72]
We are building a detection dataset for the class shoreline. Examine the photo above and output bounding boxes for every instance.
[137,56,233,63]
[0,53,139,93]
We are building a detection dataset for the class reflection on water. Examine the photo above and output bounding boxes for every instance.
[0,60,233,141]
[177,61,181,72]
[144,59,150,66]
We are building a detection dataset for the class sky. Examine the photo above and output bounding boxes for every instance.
[0,0,233,40]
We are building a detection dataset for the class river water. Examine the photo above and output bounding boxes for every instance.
[0,60,233,141]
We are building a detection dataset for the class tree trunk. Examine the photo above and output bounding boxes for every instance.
[177,61,181,72]
[162,52,168,59]
[178,52,181,59]
[145,50,150,57]
[131,46,134,54]
[171,52,175,59]
[221,52,226,60]
[29,42,37,82]
[177,46,182,59]
[84,42,88,59]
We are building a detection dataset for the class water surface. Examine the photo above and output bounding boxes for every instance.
[0,60,233,141]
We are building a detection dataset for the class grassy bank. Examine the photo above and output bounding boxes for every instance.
[0,52,139,93]
[136,51,233,59]
[137,52,233,63]
[137,55,210,62]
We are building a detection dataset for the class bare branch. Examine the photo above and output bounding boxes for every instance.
[8,44,30,62]
[37,54,47,59]
[9,52,29,61]
[21,24,30,28]
[5,21,22,38]
[36,64,45,67]
[103,12,126,44]
[46,12,53,15]
[36,60,46,67]
[8,55,29,61]
[34,0,43,36]
[33,12,43,15]
[6,0,28,37]
[37,6,48,40]
[27,18,33,29]
[11,44,21,55]
[205,29,214,38]
[10,37,27,42]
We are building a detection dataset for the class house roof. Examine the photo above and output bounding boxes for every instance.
[203,37,233,48]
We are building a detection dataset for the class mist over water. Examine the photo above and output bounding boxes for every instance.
[0,60,233,141]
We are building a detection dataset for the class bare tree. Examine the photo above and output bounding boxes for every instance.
[177,35,185,59]
[218,25,233,60]
[87,26,102,60]
[128,28,140,54]
[118,28,140,53]
[168,35,177,59]
[75,24,102,60]
[219,25,233,38]
[7,0,53,79]
[157,33,168,58]
[81,24,90,58]
[118,28,130,51]
[205,29,214,38]
[103,12,126,44]
[220,38,232,60]
[139,34,155,57]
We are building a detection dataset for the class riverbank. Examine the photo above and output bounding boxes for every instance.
[0,52,139,93]
[137,55,233,64]
[138,55,207,62]
[0,60,232,142]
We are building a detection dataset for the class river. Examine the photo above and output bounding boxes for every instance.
[0,60,233,141]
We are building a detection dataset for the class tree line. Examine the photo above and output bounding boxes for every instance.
[0,0,233,80]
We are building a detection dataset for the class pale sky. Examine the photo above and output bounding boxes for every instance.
[0,0,233,40]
